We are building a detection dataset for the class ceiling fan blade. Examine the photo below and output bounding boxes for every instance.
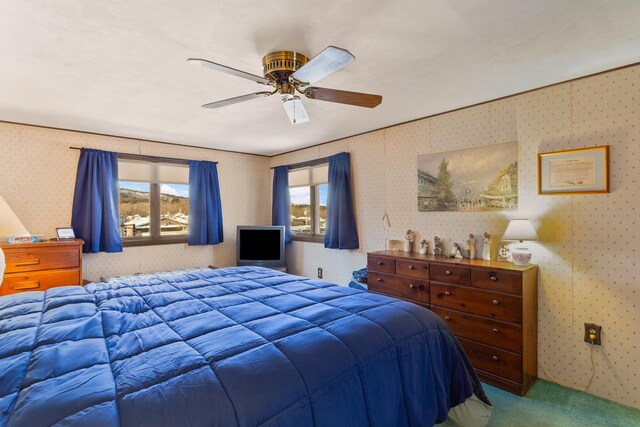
[281,95,310,124]
[290,46,355,85]
[304,87,382,108]
[188,58,271,85]
[202,91,273,109]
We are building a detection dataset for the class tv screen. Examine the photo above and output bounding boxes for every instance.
[236,226,285,268]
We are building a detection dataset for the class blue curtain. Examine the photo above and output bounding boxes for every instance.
[324,153,359,249]
[272,166,292,244]
[71,149,123,253]
[188,161,223,245]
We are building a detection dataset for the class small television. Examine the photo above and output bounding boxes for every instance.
[236,225,286,268]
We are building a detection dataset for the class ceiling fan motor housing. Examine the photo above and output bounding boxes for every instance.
[262,51,309,92]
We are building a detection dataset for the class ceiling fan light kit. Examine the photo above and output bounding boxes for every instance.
[188,46,382,124]
[282,95,310,125]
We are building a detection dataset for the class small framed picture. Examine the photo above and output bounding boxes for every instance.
[56,227,76,241]
[538,145,609,195]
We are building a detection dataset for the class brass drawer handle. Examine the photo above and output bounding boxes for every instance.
[490,273,498,281]
[492,328,500,334]
[14,259,40,267]
[444,291,451,296]
[377,261,383,265]
[11,280,41,290]
[408,265,415,270]
[492,299,500,305]
[492,355,500,361]
[409,283,416,289]
[377,277,383,282]
[445,270,452,275]
[444,316,451,321]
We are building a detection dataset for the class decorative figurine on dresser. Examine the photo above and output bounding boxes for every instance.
[482,232,492,260]
[466,234,476,259]
[366,246,538,396]
[404,229,415,252]
[450,243,463,259]
[418,239,429,255]
[433,236,443,256]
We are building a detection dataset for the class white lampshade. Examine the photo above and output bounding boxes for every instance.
[0,195,30,238]
[503,219,538,242]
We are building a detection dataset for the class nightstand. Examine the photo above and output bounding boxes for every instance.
[0,240,84,296]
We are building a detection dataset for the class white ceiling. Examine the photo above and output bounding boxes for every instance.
[1,1,639,156]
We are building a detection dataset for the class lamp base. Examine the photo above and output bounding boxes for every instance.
[511,246,532,266]
[0,247,5,286]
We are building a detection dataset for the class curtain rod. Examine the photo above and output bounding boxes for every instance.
[270,152,347,170]
[69,146,217,165]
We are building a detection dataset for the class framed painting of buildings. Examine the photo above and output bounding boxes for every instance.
[418,141,518,212]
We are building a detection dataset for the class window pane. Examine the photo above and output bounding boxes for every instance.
[290,186,311,234]
[119,182,151,237]
[318,183,328,235]
[160,184,189,236]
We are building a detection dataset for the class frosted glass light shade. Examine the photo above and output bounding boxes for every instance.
[0,195,30,238]
[503,219,538,242]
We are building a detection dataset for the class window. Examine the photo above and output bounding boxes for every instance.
[289,163,328,242]
[118,156,189,246]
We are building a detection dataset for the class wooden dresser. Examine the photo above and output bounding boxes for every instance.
[367,250,538,395]
[1,240,84,296]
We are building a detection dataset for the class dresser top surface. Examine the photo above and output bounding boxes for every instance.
[1,239,84,250]
[368,250,537,272]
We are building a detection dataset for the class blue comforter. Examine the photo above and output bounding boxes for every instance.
[0,267,488,426]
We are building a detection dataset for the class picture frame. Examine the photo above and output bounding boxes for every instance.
[56,227,76,241]
[417,141,518,212]
[538,145,609,195]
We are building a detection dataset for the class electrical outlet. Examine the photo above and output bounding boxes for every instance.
[317,268,323,279]
[584,323,602,345]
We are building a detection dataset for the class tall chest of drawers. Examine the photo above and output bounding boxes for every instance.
[367,250,538,396]
[1,240,84,296]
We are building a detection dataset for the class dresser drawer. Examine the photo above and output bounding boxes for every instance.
[431,283,522,323]
[430,264,470,285]
[4,248,80,274]
[471,269,522,295]
[367,256,395,274]
[458,337,522,384]
[1,269,81,296]
[368,273,429,304]
[431,307,522,353]
[396,259,429,279]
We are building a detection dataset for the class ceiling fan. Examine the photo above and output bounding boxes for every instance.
[188,46,382,124]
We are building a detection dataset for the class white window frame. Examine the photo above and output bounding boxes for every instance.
[289,163,328,243]
[118,155,190,247]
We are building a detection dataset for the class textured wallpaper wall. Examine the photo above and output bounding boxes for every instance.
[271,65,640,408]
[0,123,272,280]
[0,64,637,409]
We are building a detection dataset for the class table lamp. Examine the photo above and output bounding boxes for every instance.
[0,195,31,283]
[502,219,538,266]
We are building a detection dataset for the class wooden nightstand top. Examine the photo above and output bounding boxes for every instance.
[1,239,84,250]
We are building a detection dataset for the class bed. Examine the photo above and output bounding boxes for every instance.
[0,266,491,426]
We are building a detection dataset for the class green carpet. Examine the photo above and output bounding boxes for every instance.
[473,380,640,426]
